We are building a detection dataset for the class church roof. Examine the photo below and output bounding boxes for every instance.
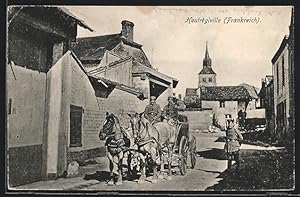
[199,66,216,75]
[200,86,251,101]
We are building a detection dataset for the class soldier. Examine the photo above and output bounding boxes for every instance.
[224,118,243,171]
[162,96,186,124]
[144,96,162,124]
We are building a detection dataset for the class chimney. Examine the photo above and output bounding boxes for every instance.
[121,20,134,42]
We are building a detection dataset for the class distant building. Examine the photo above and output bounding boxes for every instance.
[258,76,275,135]
[72,20,178,108]
[200,85,254,128]
[198,41,217,87]
[184,42,259,121]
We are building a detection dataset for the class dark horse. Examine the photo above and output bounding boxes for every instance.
[99,112,130,185]
[129,113,178,183]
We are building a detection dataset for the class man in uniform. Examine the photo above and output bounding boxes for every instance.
[144,96,162,124]
[162,96,186,124]
[224,117,243,171]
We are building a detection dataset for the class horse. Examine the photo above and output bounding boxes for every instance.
[129,112,178,182]
[99,112,131,185]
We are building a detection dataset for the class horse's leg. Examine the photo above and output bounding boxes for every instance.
[150,144,158,183]
[116,151,123,185]
[166,144,173,181]
[107,152,114,185]
[138,152,146,184]
[158,151,165,179]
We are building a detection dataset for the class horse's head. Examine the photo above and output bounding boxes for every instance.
[128,112,142,138]
[99,112,116,140]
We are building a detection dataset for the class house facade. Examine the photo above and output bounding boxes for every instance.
[6,6,120,186]
[271,36,290,139]
[72,20,178,109]
[258,76,275,135]
[288,8,295,136]
[271,8,294,140]
[200,86,253,129]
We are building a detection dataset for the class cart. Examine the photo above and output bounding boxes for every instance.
[160,114,197,176]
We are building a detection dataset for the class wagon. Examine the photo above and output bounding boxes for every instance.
[160,114,197,175]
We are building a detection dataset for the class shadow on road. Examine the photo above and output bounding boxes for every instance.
[197,148,227,160]
[83,171,111,182]
[196,169,222,174]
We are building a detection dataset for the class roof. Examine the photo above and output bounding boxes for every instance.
[8,6,93,32]
[132,61,179,88]
[57,7,93,32]
[239,83,259,99]
[186,88,198,96]
[89,76,145,100]
[201,86,251,101]
[271,36,289,64]
[199,66,216,75]
[71,33,151,66]
[72,33,122,61]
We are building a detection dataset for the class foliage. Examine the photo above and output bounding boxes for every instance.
[183,96,201,109]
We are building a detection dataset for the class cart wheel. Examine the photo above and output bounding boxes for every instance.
[179,136,188,175]
[189,135,197,169]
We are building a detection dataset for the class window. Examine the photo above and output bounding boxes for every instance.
[282,56,285,86]
[203,78,206,82]
[209,77,212,82]
[220,101,225,108]
[70,105,83,147]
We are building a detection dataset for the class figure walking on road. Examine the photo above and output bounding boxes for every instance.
[224,117,243,172]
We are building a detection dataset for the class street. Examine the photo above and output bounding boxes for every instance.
[63,131,228,191]
[14,129,289,191]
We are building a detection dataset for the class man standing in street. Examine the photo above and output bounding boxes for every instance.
[144,96,162,124]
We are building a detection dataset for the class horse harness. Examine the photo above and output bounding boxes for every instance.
[105,118,128,155]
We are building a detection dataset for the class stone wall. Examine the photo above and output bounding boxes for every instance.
[180,110,213,131]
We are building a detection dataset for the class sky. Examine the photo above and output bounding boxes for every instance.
[66,6,292,96]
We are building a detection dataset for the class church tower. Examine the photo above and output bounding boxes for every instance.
[198,41,217,88]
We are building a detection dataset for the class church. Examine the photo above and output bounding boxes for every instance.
[184,42,259,127]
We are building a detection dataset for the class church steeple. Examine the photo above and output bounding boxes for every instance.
[203,41,212,67]
[198,41,216,88]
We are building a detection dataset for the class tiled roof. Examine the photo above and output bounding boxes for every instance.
[199,66,216,75]
[239,83,259,99]
[201,86,251,101]
[186,88,198,96]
